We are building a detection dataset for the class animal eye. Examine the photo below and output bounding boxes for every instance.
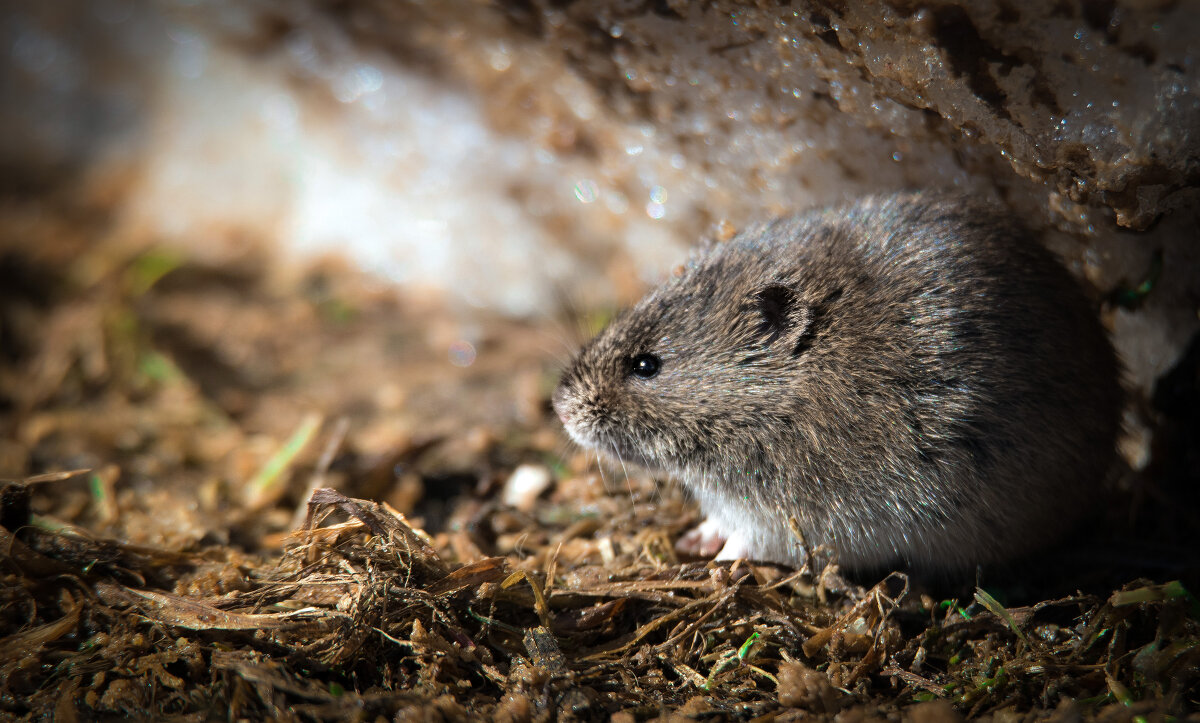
[629,353,661,379]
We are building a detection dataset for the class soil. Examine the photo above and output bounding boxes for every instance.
[1,192,1198,721]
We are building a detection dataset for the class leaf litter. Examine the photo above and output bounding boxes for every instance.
[1,197,1198,720]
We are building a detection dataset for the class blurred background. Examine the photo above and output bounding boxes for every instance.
[3,1,1198,382]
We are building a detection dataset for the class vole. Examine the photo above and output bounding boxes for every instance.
[553,193,1122,573]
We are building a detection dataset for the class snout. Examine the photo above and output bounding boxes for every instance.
[551,382,573,426]
[551,374,601,449]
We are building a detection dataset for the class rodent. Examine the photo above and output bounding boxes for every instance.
[553,193,1122,573]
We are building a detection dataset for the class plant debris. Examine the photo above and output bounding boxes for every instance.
[1,197,1198,720]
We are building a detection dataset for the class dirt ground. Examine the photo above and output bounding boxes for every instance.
[1,191,1198,721]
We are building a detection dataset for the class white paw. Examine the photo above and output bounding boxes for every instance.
[714,533,752,562]
[676,517,728,558]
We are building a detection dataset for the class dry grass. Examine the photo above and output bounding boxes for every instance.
[1,197,1196,720]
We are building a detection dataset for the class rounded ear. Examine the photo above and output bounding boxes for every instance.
[753,284,812,347]
[752,284,844,357]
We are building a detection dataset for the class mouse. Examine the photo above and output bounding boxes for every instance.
[553,193,1122,573]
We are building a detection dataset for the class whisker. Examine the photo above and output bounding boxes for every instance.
[595,448,612,495]
[613,448,637,507]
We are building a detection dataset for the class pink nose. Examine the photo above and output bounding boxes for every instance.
[553,398,571,425]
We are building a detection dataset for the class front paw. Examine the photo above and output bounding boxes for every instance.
[714,534,752,562]
[675,518,727,558]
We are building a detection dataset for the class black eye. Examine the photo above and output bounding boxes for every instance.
[629,353,661,379]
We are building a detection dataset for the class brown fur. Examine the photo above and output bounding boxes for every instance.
[553,194,1122,572]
